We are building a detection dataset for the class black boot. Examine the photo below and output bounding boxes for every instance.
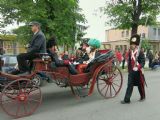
[121,100,130,104]
[139,97,145,102]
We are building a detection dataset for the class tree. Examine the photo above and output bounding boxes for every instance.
[141,38,151,50]
[0,0,86,47]
[102,0,160,35]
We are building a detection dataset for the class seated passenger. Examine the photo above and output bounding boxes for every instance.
[47,36,78,75]
[76,44,83,59]
[77,39,101,73]
[151,59,160,69]
[62,51,69,60]
[76,42,90,64]
[69,53,76,63]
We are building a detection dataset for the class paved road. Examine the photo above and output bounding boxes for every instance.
[0,70,160,120]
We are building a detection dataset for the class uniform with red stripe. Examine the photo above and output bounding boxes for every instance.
[121,34,146,104]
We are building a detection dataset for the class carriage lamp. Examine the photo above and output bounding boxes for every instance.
[42,55,51,70]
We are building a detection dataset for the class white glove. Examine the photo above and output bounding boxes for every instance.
[25,44,29,48]
[133,67,138,71]
[73,62,79,65]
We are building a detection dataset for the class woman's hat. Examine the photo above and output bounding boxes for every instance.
[88,38,101,48]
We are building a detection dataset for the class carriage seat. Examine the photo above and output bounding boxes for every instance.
[33,53,52,71]
[76,50,114,73]
[89,50,114,65]
[30,53,49,63]
[83,50,114,72]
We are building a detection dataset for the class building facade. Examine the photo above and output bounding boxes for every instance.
[0,35,26,55]
[103,25,160,52]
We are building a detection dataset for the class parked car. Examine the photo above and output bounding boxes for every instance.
[0,55,17,73]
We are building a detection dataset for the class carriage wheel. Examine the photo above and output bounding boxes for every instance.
[32,74,44,87]
[70,82,91,99]
[0,79,42,118]
[97,63,123,99]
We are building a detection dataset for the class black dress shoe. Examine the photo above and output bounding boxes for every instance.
[139,98,145,102]
[121,100,130,104]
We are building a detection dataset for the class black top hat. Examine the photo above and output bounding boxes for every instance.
[130,34,140,45]
[47,36,57,49]
[28,21,41,26]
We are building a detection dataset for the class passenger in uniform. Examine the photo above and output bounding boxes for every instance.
[76,42,90,64]
[121,34,146,104]
[47,36,78,75]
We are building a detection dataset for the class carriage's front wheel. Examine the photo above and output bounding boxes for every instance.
[70,82,92,99]
[97,63,123,98]
[0,78,42,118]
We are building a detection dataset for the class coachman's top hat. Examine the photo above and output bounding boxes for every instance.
[130,34,140,46]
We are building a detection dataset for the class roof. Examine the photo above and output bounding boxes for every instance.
[0,34,16,41]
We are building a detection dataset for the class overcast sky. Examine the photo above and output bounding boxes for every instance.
[79,0,107,42]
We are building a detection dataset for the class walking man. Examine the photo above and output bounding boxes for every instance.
[121,34,146,104]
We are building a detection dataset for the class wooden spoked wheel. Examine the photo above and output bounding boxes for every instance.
[71,82,91,99]
[97,63,123,98]
[0,79,42,118]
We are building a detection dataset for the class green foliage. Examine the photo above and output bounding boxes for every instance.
[141,38,151,50]
[0,0,86,46]
[12,26,32,44]
[102,0,160,34]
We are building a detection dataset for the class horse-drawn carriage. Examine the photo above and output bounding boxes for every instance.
[0,50,123,118]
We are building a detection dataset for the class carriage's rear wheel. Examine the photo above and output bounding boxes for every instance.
[70,82,91,99]
[97,63,123,98]
[0,79,42,118]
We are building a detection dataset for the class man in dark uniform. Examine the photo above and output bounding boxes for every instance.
[47,36,78,75]
[121,34,146,104]
[12,21,46,75]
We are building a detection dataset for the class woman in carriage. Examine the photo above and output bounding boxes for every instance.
[76,39,101,73]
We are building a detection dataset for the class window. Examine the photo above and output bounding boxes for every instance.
[9,57,17,64]
[153,28,157,36]
[121,31,124,37]
[142,33,146,38]
[158,29,160,36]
[126,30,129,37]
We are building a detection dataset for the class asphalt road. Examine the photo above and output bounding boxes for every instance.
[0,70,160,120]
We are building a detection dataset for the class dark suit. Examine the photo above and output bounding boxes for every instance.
[47,50,77,75]
[17,31,46,72]
[124,51,146,102]
[47,50,65,67]
[76,51,100,64]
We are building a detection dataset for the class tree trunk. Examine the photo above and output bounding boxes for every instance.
[131,23,138,36]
